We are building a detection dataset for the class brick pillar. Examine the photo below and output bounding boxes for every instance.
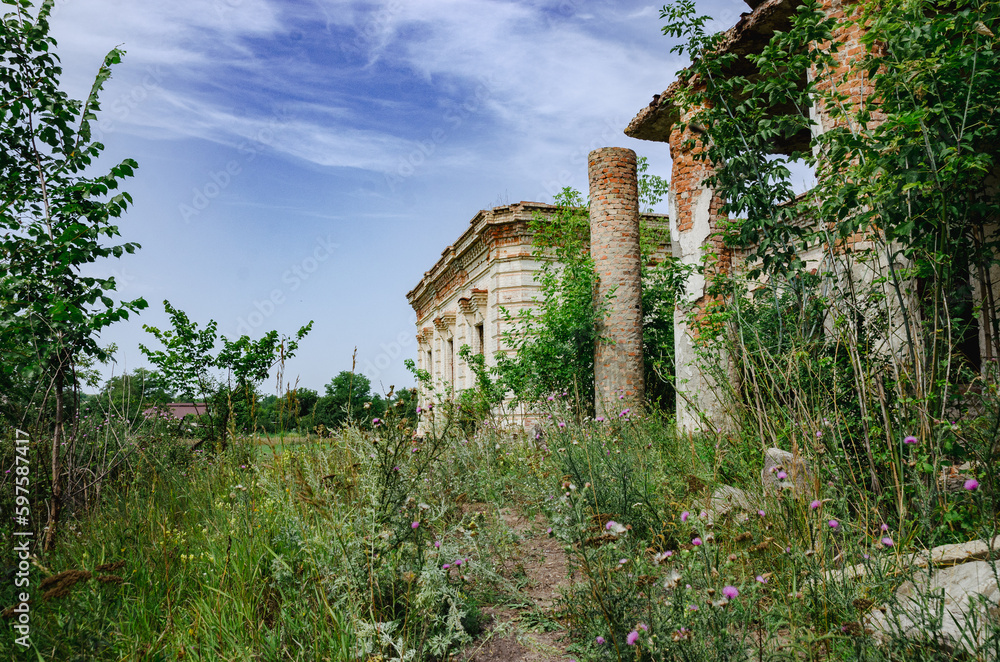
[589,147,644,414]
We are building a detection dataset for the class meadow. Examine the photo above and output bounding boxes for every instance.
[3,386,997,661]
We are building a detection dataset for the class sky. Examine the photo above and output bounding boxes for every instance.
[46,0,755,398]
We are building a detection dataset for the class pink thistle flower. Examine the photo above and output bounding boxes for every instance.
[881,537,894,547]
[758,509,766,517]
[638,623,648,631]
[605,520,617,530]
[442,563,450,569]
[828,520,839,529]
[692,537,703,546]
[903,435,918,445]
[880,523,889,532]
[626,631,639,646]
[681,511,689,522]
[810,500,821,510]
[412,521,420,529]
[596,636,606,644]
[965,478,979,491]
[722,585,739,599]
[755,575,768,583]
[776,471,788,480]
[558,421,566,428]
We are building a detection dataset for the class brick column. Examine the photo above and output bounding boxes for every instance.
[589,147,644,414]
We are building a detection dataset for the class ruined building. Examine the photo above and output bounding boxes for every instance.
[625,0,999,431]
[407,148,665,432]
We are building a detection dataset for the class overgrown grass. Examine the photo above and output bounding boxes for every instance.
[4,375,998,661]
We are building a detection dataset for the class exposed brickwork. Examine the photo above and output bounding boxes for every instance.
[589,147,644,410]
[812,0,885,135]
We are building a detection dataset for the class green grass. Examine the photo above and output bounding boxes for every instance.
[5,399,997,662]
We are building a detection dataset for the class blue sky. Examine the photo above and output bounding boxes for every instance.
[49,0,752,397]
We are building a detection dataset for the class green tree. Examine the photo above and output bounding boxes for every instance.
[90,367,172,424]
[0,0,147,549]
[315,370,384,428]
[140,300,312,446]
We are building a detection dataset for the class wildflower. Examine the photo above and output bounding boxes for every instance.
[558,421,566,428]
[816,430,822,438]
[619,558,628,565]
[829,520,839,529]
[758,509,766,517]
[412,521,420,529]
[722,585,739,599]
[700,510,706,518]
[626,630,639,646]
[881,537,894,547]
[776,471,788,480]
[596,636,606,645]
[638,623,649,631]
[903,435,918,445]
[681,511,689,522]
[606,520,617,530]
[434,540,441,548]
[810,500,821,510]
[688,604,699,611]
[965,478,979,491]
[596,416,605,422]
[619,408,630,417]
[692,537,703,546]
[372,418,381,426]
[881,523,889,532]
[755,575,768,584]
[652,550,674,564]
[547,395,555,401]
[442,563,450,569]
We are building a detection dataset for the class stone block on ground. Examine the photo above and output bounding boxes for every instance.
[761,448,813,496]
[867,561,1000,658]
[705,485,760,524]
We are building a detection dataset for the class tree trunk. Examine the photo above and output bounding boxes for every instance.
[43,368,64,552]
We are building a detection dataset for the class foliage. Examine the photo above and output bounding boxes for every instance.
[493,186,606,413]
[87,368,172,425]
[0,0,148,549]
[660,0,1000,525]
[489,158,677,419]
[140,300,312,444]
[314,370,384,429]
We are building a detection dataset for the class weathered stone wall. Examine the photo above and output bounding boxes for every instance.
[666,105,732,432]
[588,147,644,413]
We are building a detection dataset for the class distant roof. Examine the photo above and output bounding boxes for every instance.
[144,402,208,420]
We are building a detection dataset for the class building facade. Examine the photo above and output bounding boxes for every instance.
[407,149,667,434]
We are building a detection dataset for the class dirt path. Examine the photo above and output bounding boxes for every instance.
[461,507,575,662]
